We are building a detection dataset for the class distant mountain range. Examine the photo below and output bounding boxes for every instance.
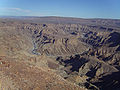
[0,16,120,28]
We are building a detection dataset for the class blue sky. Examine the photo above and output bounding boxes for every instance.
[0,0,120,19]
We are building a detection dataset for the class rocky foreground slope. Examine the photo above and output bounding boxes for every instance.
[0,17,120,90]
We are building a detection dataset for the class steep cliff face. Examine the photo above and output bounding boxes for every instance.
[56,54,119,89]
[84,31,120,69]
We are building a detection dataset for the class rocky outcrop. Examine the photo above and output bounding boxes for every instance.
[56,54,118,89]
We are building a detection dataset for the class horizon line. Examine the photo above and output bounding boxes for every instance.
[0,15,120,20]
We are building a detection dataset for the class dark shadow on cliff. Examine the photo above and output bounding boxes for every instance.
[93,71,120,90]
[57,55,88,72]
[107,32,120,47]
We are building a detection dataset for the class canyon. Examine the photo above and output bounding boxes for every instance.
[0,16,120,90]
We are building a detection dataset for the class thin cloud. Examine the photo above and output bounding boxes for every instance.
[0,7,44,16]
[0,7,31,13]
